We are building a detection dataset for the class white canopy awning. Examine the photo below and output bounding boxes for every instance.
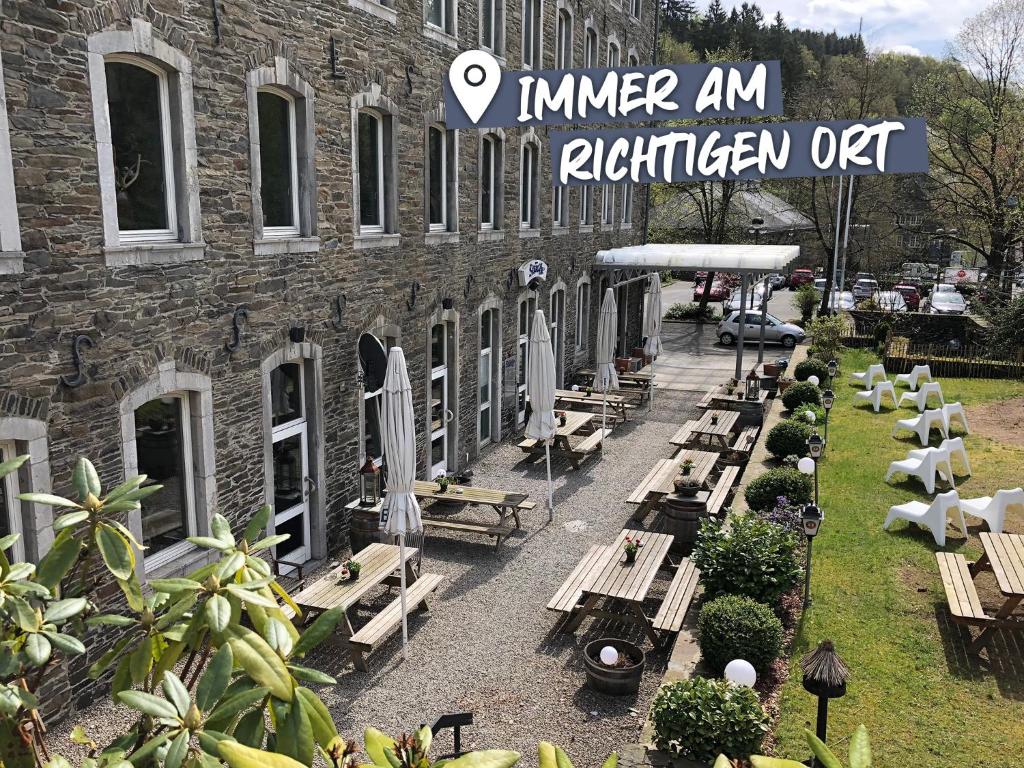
[594,244,801,273]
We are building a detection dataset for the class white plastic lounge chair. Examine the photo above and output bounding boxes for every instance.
[851,363,886,388]
[959,488,1024,534]
[898,381,945,412]
[853,380,898,412]
[884,490,965,547]
[892,409,948,446]
[942,402,970,434]
[895,365,932,391]
[886,446,956,494]
[908,439,969,480]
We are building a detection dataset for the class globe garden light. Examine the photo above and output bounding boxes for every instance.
[724,659,757,687]
[808,374,820,386]
[797,457,816,475]
[600,645,619,666]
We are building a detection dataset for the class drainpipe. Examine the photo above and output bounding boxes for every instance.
[640,0,661,246]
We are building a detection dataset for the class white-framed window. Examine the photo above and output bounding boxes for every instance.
[517,292,537,425]
[358,332,393,466]
[0,51,22,274]
[621,183,633,226]
[575,276,591,352]
[352,90,399,246]
[522,0,543,69]
[478,307,500,445]
[425,0,457,40]
[550,286,566,387]
[898,232,925,250]
[88,23,203,267]
[520,135,540,230]
[630,0,641,20]
[358,111,386,234]
[349,0,398,23]
[246,59,317,254]
[896,213,923,227]
[480,0,506,55]
[556,7,573,68]
[552,186,568,227]
[479,131,505,231]
[0,440,24,562]
[602,184,615,225]
[580,185,594,226]
[426,122,458,233]
[584,24,598,67]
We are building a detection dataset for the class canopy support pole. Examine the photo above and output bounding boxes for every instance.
[735,274,748,380]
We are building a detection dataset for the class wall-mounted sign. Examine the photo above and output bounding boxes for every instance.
[518,259,548,288]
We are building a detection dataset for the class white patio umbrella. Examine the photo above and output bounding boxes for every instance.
[526,310,557,521]
[643,273,663,410]
[593,288,620,445]
[380,347,421,661]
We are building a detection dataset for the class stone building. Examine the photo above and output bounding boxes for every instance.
[0,0,653,705]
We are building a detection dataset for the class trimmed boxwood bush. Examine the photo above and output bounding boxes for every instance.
[788,403,825,426]
[692,513,803,604]
[782,380,821,411]
[698,595,785,675]
[766,419,812,459]
[650,677,768,764]
[794,357,830,382]
[744,466,813,511]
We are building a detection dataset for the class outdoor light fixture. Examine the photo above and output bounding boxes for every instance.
[822,389,835,446]
[359,456,381,507]
[807,430,824,459]
[801,640,849,747]
[724,659,757,687]
[801,503,824,608]
[827,358,838,383]
[745,368,761,400]
[807,374,820,386]
[599,645,619,666]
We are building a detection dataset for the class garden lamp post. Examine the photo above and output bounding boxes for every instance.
[801,503,823,608]
[801,640,849,760]
[827,359,838,387]
[822,389,834,447]
[807,430,824,505]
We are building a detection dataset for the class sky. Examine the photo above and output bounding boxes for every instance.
[695,0,991,58]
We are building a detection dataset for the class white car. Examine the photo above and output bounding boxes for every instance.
[724,286,766,312]
[873,291,908,312]
[768,273,787,290]
[826,290,855,311]
[853,279,879,300]
[929,288,967,315]
[717,311,806,348]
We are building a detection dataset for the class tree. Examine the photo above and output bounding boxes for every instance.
[698,0,731,54]
[919,0,1024,281]
[663,0,698,39]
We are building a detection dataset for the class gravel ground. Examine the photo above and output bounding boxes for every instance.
[50,389,700,765]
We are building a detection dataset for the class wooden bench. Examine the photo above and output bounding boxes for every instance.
[547,545,611,614]
[716,425,759,465]
[576,428,610,454]
[705,465,740,518]
[628,459,678,521]
[652,559,701,636]
[937,552,998,654]
[347,573,444,670]
[422,516,516,551]
[669,420,699,449]
[695,390,715,410]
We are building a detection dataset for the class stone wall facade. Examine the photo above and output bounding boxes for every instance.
[0,0,654,709]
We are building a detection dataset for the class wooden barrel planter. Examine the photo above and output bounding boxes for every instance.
[349,507,382,554]
[583,638,645,695]
[661,493,710,550]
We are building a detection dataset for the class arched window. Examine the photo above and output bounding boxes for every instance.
[425,119,458,234]
[575,274,591,352]
[358,332,390,465]
[0,416,52,563]
[516,290,537,425]
[480,0,506,55]
[358,111,385,233]
[630,0,642,21]
[478,306,501,445]
[257,89,299,234]
[479,131,504,232]
[522,0,543,68]
[520,134,540,230]
[556,8,573,68]
[352,87,399,246]
[550,286,566,386]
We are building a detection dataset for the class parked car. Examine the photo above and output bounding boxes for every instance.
[717,311,805,348]
[855,272,876,283]
[725,287,766,312]
[873,291,908,312]
[825,290,856,311]
[693,280,730,301]
[928,287,967,315]
[768,273,788,290]
[893,284,921,311]
[789,269,815,289]
[853,278,879,300]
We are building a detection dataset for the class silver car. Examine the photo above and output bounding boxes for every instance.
[826,290,855,311]
[853,279,879,299]
[929,288,967,315]
[717,311,806,349]
[873,291,908,312]
[768,273,787,290]
[724,286,766,312]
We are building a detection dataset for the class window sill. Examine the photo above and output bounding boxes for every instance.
[0,250,25,275]
[105,241,206,267]
[598,223,615,232]
[425,230,460,245]
[518,227,541,239]
[254,236,320,256]
[620,223,633,231]
[478,229,505,243]
[144,545,216,580]
[551,226,570,236]
[354,232,401,250]
[422,24,459,47]
[349,0,398,22]
[578,224,594,233]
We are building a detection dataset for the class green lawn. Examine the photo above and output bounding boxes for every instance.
[773,348,1024,765]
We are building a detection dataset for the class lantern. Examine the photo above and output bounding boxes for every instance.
[359,456,381,506]
[802,503,823,538]
[807,430,824,459]
[822,389,835,411]
[745,368,760,400]
[827,359,838,380]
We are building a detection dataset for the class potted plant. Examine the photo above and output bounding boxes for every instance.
[559,412,567,426]
[437,475,450,493]
[585,386,593,397]
[345,559,361,581]
[674,476,701,497]
[710,413,719,426]
[582,638,646,695]
[778,376,795,393]
[622,536,643,564]
[681,458,695,476]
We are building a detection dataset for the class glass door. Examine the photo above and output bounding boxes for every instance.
[0,440,23,562]
[270,362,310,567]
[430,324,450,478]
[479,310,494,445]
[551,289,565,387]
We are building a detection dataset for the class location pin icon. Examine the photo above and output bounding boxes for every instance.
[449,49,501,124]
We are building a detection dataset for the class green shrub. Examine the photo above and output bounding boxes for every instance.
[788,403,825,426]
[765,419,812,459]
[744,467,813,511]
[782,380,821,411]
[796,283,818,324]
[807,314,846,363]
[794,357,829,382]
[650,677,769,763]
[665,302,720,321]
[698,595,785,675]
[692,513,803,605]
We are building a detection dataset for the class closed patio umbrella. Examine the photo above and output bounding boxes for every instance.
[643,273,663,409]
[593,288,620,445]
[380,347,421,661]
[526,310,557,521]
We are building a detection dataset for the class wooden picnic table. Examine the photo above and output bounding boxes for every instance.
[414,479,531,529]
[627,448,720,520]
[698,386,770,411]
[519,409,608,469]
[563,528,676,645]
[690,409,739,448]
[555,389,633,421]
[974,532,1024,618]
[575,368,654,403]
